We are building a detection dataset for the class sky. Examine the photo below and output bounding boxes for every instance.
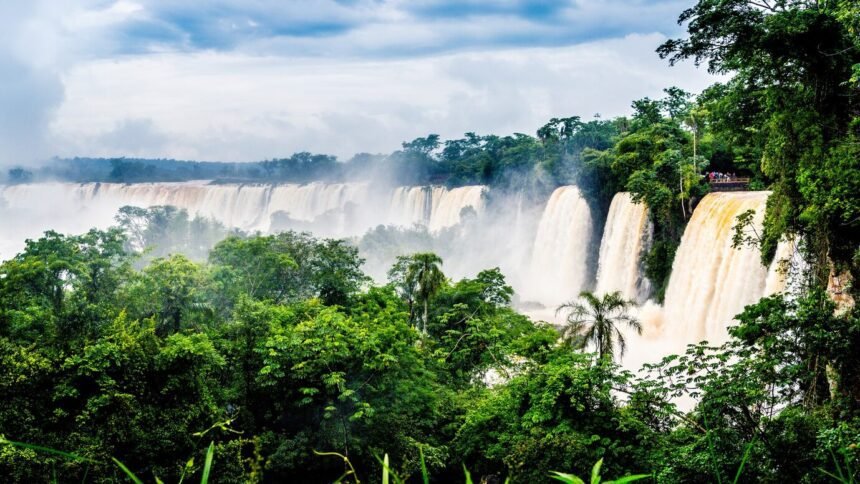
[0,0,718,165]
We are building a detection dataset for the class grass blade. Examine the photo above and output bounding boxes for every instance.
[200,441,215,484]
[374,452,403,484]
[420,447,429,484]
[81,464,90,484]
[732,440,755,484]
[2,439,97,463]
[112,457,144,484]
[464,464,474,484]
[704,421,723,484]
[549,471,586,484]
[831,449,847,482]
[818,468,846,482]
[605,475,650,484]
[383,453,389,484]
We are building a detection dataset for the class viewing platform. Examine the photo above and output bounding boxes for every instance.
[709,177,750,192]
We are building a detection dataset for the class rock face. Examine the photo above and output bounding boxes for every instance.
[828,268,856,315]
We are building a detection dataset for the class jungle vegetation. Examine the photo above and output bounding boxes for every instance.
[1,0,859,482]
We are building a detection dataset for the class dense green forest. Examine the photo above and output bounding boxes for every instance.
[2,0,860,482]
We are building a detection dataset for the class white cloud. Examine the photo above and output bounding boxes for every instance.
[0,3,67,167]
[64,1,145,31]
[0,1,714,165]
[96,118,168,154]
[52,33,718,161]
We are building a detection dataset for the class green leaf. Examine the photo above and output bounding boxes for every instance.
[591,458,604,484]
[383,453,389,484]
[549,471,586,484]
[112,457,144,484]
[1,439,97,464]
[464,465,474,484]
[420,447,430,484]
[732,440,755,484]
[200,441,215,484]
[605,475,651,484]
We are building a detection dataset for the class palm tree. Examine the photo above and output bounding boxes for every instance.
[405,253,445,334]
[556,291,641,361]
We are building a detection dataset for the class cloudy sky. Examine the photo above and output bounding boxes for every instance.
[0,0,717,165]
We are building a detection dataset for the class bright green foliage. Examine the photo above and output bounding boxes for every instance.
[557,291,642,361]
[550,458,649,484]
[124,254,208,335]
[429,268,556,385]
[634,290,860,482]
[454,351,653,483]
[1,1,859,480]
[659,0,860,280]
[209,231,367,309]
[389,253,446,333]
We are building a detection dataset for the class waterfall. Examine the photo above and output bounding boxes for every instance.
[522,186,593,305]
[0,181,488,259]
[661,192,771,344]
[594,192,652,302]
[2,180,800,347]
[388,185,485,231]
[266,182,370,235]
[427,186,485,232]
[389,186,431,227]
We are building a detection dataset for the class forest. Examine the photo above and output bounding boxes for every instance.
[1,0,859,482]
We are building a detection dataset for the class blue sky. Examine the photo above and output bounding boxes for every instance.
[0,0,714,164]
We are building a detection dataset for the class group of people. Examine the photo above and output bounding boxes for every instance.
[707,171,738,182]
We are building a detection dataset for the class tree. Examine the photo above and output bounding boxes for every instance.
[115,205,234,262]
[404,253,446,334]
[309,239,368,307]
[7,167,33,183]
[657,0,860,279]
[209,232,366,309]
[125,254,207,335]
[387,255,420,323]
[556,291,641,361]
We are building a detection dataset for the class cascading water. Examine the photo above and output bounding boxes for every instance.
[0,181,488,259]
[594,192,652,302]
[427,186,485,232]
[388,186,431,227]
[1,179,803,354]
[765,238,805,296]
[387,185,485,231]
[661,192,772,344]
[522,186,593,306]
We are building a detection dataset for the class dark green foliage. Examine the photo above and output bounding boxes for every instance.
[0,230,562,482]
[454,352,654,483]
[209,231,368,309]
[659,0,860,287]
[1,1,859,481]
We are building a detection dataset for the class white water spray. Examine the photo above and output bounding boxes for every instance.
[594,192,652,302]
[661,192,771,344]
[522,186,593,306]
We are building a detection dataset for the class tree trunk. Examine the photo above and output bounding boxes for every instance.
[423,299,429,334]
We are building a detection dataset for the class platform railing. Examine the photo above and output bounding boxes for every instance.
[709,177,750,191]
